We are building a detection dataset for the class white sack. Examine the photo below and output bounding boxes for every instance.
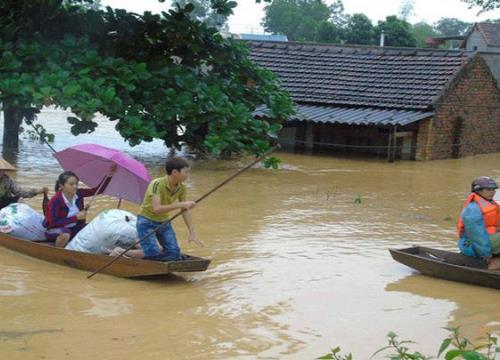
[0,203,46,241]
[66,209,137,254]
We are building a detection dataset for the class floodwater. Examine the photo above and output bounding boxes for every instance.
[0,109,498,360]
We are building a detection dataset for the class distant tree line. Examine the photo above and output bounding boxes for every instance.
[261,0,500,48]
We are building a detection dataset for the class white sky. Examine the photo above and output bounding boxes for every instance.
[101,0,500,34]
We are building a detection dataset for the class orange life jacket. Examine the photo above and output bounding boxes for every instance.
[457,192,500,237]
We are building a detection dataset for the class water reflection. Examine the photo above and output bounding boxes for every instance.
[0,267,33,297]
[386,274,500,339]
[79,293,134,318]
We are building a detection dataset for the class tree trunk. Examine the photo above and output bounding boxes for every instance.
[3,106,23,150]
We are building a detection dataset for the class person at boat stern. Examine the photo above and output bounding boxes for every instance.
[0,158,48,209]
[458,176,500,270]
[112,156,203,260]
[44,168,115,247]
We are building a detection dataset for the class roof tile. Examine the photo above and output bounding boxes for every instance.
[477,23,500,47]
[247,40,474,110]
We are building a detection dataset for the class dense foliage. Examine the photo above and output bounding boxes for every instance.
[0,0,294,157]
[344,14,375,45]
[412,22,438,47]
[262,0,416,46]
[376,16,417,47]
[173,0,229,29]
[261,0,332,41]
[463,0,500,12]
[261,0,499,48]
[435,17,471,36]
[319,328,500,360]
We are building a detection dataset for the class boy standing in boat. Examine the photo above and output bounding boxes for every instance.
[458,176,500,270]
[112,157,202,260]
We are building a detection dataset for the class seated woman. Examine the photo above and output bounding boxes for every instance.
[458,176,500,270]
[0,157,47,209]
[44,167,115,247]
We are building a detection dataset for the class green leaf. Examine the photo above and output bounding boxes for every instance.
[39,87,53,97]
[0,52,21,70]
[461,352,485,360]
[184,3,195,12]
[102,87,116,103]
[63,84,81,97]
[438,338,452,357]
[262,156,281,170]
[269,123,283,133]
[0,79,22,94]
[78,67,91,75]
[316,354,334,359]
[445,349,463,360]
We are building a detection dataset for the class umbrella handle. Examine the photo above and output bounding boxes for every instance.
[85,167,114,210]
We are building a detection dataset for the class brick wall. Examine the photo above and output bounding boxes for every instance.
[417,55,500,160]
[415,118,432,160]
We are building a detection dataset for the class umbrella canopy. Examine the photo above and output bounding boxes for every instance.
[54,144,152,204]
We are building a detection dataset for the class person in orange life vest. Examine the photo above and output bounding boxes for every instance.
[457,176,500,270]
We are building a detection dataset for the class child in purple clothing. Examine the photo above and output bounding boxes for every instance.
[44,168,115,247]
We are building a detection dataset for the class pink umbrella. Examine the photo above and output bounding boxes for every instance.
[54,144,152,204]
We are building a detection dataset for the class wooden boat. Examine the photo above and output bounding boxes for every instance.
[0,232,210,278]
[389,246,500,289]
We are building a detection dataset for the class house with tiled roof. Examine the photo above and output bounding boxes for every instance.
[462,23,500,87]
[248,40,500,160]
[463,22,500,52]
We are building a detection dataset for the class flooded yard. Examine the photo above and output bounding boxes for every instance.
[0,109,498,359]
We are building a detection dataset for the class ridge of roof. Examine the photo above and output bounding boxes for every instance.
[244,39,473,57]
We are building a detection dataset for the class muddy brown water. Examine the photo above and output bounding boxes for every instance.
[0,109,498,359]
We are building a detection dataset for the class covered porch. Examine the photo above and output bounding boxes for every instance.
[257,104,434,161]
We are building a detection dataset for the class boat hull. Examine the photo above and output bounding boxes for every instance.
[0,233,210,278]
[389,246,500,289]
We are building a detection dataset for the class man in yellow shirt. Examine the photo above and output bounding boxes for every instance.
[114,157,202,260]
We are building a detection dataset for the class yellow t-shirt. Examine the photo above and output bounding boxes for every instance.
[139,176,186,222]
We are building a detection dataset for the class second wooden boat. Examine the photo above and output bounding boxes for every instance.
[389,246,500,289]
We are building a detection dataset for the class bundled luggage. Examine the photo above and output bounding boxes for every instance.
[0,203,46,241]
[65,209,137,254]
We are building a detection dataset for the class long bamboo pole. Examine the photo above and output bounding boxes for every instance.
[87,145,281,278]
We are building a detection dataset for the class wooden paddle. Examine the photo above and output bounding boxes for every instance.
[87,145,280,279]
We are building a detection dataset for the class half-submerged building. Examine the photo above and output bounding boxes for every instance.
[249,41,500,160]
